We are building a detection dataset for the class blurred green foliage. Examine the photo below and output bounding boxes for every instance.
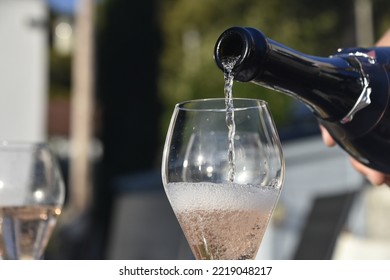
[48,9,73,100]
[157,0,390,134]
[49,48,72,99]
[48,0,390,138]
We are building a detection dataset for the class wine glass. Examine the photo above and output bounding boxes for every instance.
[0,142,65,260]
[162,98,285,260]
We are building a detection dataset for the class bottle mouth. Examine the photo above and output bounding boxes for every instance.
[214,27,249,71]
[215,31,246,59]
[214,27,268,82]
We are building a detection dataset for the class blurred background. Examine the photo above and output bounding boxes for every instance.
[1,0,390,259]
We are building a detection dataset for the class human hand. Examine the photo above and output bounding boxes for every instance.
[374,28,390,47]
[319,126,390,186]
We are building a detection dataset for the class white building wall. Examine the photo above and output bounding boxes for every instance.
[0,0,47,141]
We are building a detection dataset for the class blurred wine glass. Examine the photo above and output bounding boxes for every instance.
[0,142,65,260]
[162,98,285,260]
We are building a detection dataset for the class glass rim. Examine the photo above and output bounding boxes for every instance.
[175,98,269,112]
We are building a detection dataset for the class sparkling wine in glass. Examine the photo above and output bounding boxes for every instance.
[0,142,65,260]
[162,98,285,260]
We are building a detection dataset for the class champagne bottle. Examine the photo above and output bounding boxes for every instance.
[214,26,390,175]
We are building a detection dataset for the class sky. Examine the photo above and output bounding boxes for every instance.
[47,0,77,14]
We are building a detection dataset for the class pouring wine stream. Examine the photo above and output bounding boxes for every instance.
[222,56,240,183]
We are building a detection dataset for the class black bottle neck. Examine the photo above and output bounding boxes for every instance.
[214,27,364,121]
